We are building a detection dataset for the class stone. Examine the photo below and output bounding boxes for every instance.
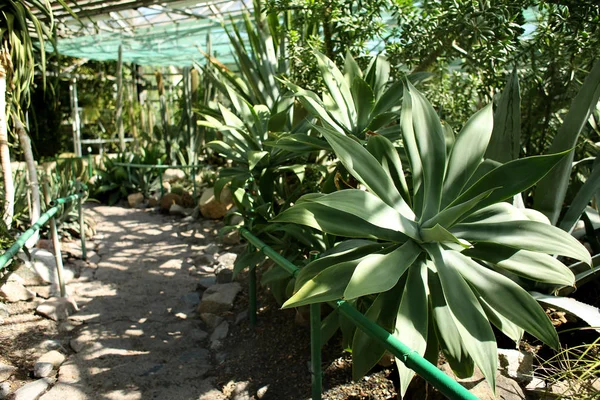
[39,340,63,352]
[197,283,241,314]
[9,378,54,400]
[178,292,201,309]
[200,313,224,330]
[169,204,187,216]
[69,338,86,353]
[197,277,217,290]
[215,266,233,284]
[0,382,10,400]
[204,243,220,255]
[13,263,45,286]
[209,340,222,350]
[159,193,182,213]
[39,383,87,400]
[189,329,209,342]
[36,297,78,321]
[210,321,229,342]
[235,310,248,325]
[57,363,80,384]
[0,282,35,302]
[20,249,75,286]
[256,385,269,399]
[86,252,100,264]
[198,389,226,400]
[498,349,533,383]
[194,253,215,265]
[0,363,17,382]
[0,303,9,319]
[216,252,237,268]
[199,187,233,219]
[148,198,158,208]
[438,364,525,400]
[34,351,66,378]
[127,192,144,208]
[163,168,186,182]
[230,381,252,400]
[221,230,240,245]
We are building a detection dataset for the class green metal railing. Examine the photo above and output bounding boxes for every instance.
[239,228,479,400]
[111,162,201,200]
[0,186,88,297]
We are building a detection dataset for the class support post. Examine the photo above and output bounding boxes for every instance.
[249,255,257,328]
[44,183,66,297]
[310,303,322,400]
[78,194,86,261]
[87,153,93,179]
[69,78,82,157]
[192,164,197,203]
[115,44,125,153]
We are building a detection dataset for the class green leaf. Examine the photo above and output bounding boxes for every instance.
[449,250,559,349]
[486,68,521,163]
[400,83,423,213]
[344,240,422,299]
[282,261,356,308]
[352,276,406,380]
[442,104,494,207]
[463,243,575,287]
[428,245,497,393]
[395,259,429,397]
[478,296,524,345]
[451,220,592,265]
[405,82,446,221]
[306,190,420,240]
[265,133,331,153]
[559,155,600,232]
[531,293,600,334]
[423,190,494,229]
[420,224,469,247]
[272,200,407,242]
[351,77,375,134]
[366,134,411,207]
[451,151,571,215]
[343,52,363,86]
[316,124,414,219]
[248,151,269,171]
[534,60,600,224]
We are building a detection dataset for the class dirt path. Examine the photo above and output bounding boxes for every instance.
[1,205,232,400]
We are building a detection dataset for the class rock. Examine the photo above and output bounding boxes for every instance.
[20,249,75,286]
[199,187,233,219]
[194,253,215,265]
[148,198,159,208]
[39,383,86,400]
[0,363,17,382]
[0,382,10,399]
[198,388,226,400]
[163,168,186,182]
[498,349,533,383]
[189,329,209,342]
[86,252,100,264]
[197,283,241,314]
[256,385,269,399]
[169,204,187,216]
[12,263,44,286]
[216,252,237,268]
[0,303,9,319]
[221,230,240,245]
[209,340,222,350]
[200,313,224,330]
[0,282,35,302]
[39,340,63,352]
[215,266,233,284]
[8,378,54,400]
[204,243,220,255]
[438,364,525,399]
[159,193,182,213]
[178,292,201,309]
[230,381,252,400]
[210,321,229,342]
[235,310,248,325]
[127,192,144,208]
[197,277,217,290]
[36,297,78,321]
[29,286,52,299]
[57,363,80,384]
[34,351,66,378]
[69,338,86,353]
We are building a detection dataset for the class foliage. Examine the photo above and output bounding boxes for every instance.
[274,83,591,395]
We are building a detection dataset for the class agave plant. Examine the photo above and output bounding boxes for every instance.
[273,82,592,396]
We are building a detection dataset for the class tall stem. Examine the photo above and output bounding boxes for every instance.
[0,62,15,229]
[15,116,40,248]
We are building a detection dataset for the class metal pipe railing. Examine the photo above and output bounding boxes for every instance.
[238,228,479,400]
[0,188,88,298]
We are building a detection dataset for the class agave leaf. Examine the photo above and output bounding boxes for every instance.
[265,133,332,153]
[451,151,571,215]
[206,140,245,163]
[559,154,600,232]
[478,296,524,345]
[282,261,356,308]
[366,134,411,207]
[424,190,494,229]
[352,277,406,380]
[428,265,475,378]
[316,124,414,219]
[461,202,528,224]
[463,243,575,287]
[344,240,421,299]
[443,104,494,207]
[306,190,420,240]
[428,245,497,393]
[451,220,592,265]
[395,259,429,397]
[449,250,559,349]
[486,68,521,163]
[405,82,446,221]
[372,81,404,117]
[352,77,375,134]
[400,83,423,211]
[534,60,600,224]
[272,201,406,242]
[343,52,363,86]
[247,151,269,171]
[314,50,356,130]
[532,293,600,334]
[420,224,469,247]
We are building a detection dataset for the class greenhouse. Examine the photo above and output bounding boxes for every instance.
[0,0,599,399]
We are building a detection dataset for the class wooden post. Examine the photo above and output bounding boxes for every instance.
[115,45,125,153]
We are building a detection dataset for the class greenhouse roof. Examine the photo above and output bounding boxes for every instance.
[40,0,252,66]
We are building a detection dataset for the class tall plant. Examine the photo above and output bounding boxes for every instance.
[274,82,591,395]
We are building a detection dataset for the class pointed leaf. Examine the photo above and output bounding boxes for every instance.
[559,155,600,232]
[366,134,411,207]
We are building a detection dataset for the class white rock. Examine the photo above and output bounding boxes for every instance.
[36,297,78,321]
[127,192,144,208]
[163,168,186,182]
[197,283,241,314]
[0,363,17,382]
[0,382,10,399]
[216,252,237,268]
[39,383,87,400]
[0,282,35,302]
[498,349,533,383]
[34,351,66,377]
[22,249,75,286]
[9,378,54,400]
[256,385,269,399]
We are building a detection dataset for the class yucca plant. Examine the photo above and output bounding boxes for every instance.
[273,82,592,396]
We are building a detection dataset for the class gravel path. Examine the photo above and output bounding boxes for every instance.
[43,205,223,399]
